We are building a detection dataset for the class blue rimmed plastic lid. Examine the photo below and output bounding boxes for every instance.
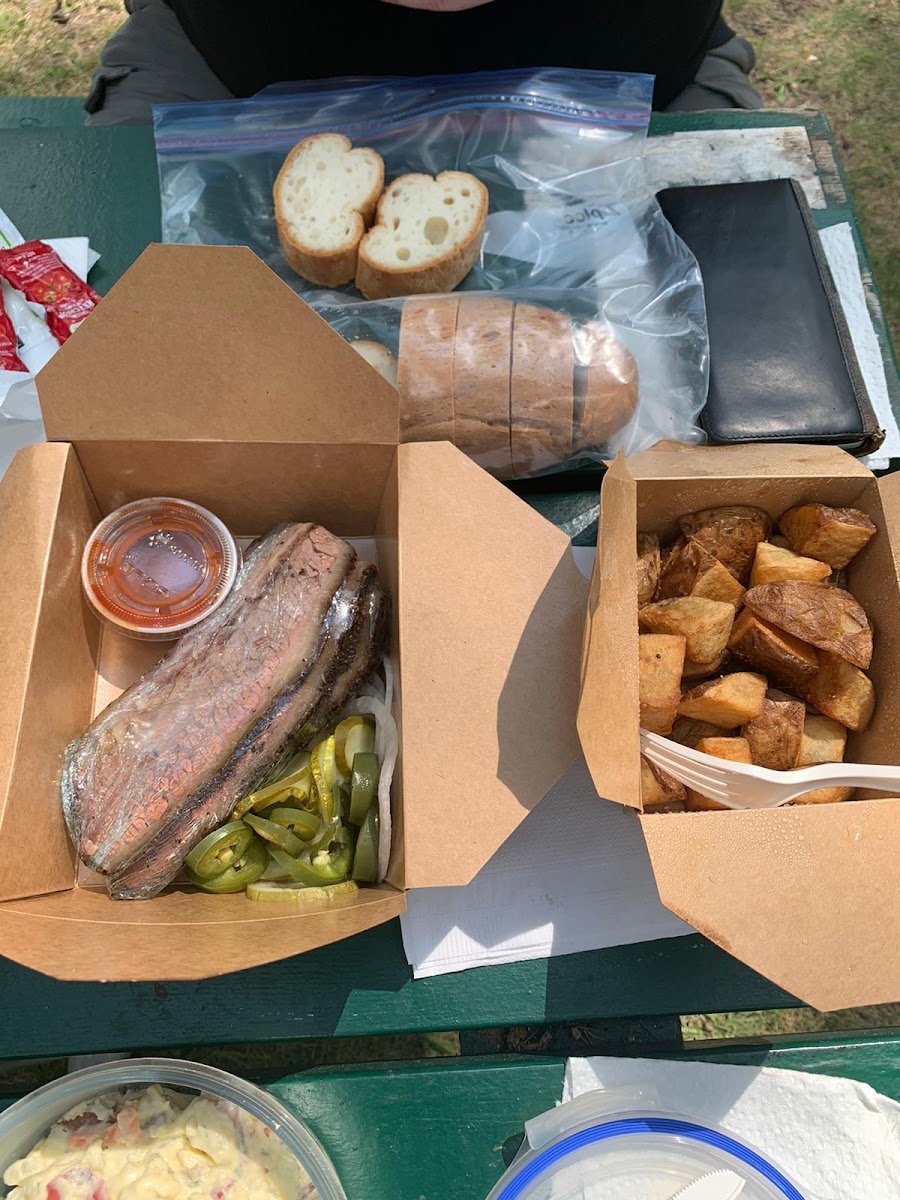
[488,1113,806,1200]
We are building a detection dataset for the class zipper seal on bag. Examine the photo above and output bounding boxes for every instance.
[153,67,654,157]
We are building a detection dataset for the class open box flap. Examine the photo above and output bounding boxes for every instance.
[622,439,874,482]
[397,442,588,888]
[876,470,900,571]
[0,443,100,900]
[0,884,405,981]
[640,801,900,1011]
[577,453,640,809]
[36,244,399,446]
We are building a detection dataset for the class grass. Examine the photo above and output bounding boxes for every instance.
[725,0,900,347]
[0,0,121,96]
[0,0,896,1058]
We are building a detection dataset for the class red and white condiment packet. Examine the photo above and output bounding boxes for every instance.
[0,239,101,345]
[0,291,26,372]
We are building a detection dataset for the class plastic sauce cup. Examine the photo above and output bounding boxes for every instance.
[82,497,240,641]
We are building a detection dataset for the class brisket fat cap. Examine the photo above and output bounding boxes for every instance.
[61,522,389,899]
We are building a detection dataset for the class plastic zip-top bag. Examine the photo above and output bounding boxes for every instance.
[154,69,708,478]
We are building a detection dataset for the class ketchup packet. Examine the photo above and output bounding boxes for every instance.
[0,239,101,344]
[0,291,27,372]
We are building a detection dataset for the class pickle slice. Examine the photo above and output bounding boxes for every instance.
[246,880,359,905]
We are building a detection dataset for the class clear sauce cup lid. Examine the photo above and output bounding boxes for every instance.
[82,497,240,640]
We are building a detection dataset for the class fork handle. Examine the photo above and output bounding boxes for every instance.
[787,761,900,795]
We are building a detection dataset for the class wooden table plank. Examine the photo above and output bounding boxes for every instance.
[272,1056,564,1200]
[0,931,795,1061]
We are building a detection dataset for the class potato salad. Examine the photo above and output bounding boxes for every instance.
[2,1084,319,1200]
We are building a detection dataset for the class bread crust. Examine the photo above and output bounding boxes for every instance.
[356,171,488,300]
[510,303,575,477]
[452,296,514,478]
[573,320,639,451]
[397,296,460,443]
[274,133,384,287]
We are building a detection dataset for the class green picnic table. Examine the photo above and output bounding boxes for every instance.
[0,98,897,1200]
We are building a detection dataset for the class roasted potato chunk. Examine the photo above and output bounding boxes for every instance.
[779,503,876,568]
[639,597,735,665]
[728,609,819,692]
[744,580,872,670]
[742,692,804,770]
[791,785,855,805]
[749,541,831,588]
[670,716,736,747]
[639,633,686,734]
[678,672,767,727]
[656,537,746,606]
[802,652,875,733]
[681,651,730,681]
[798,713,848,766]
[637,532,661,606]
[678,506,772,584]
[640,755,687,810]
[686,737,752,810]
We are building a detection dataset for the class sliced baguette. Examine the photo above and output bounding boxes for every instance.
[397,296,459,443]
[509,303,575,477]
[350,339,398,388]
[356,171,488,300]
[452,296,514,478]
[274,133,384,288]
[573,320,639,452]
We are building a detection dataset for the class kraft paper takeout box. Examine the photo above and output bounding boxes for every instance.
[578,441,900,1011]
[0,244,587,982]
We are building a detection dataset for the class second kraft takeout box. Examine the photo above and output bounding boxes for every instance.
[0,244,586,982]
[578,440,900,1011]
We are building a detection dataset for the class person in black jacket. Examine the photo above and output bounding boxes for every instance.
[85,0,761,125]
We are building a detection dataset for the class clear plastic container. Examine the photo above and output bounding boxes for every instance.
[0,1058,345,1200]
[488,1091,807,1200]
[82,497,240,640]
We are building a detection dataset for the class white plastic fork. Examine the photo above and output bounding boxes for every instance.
[669,1168,744,1200]
[641,729,900,810]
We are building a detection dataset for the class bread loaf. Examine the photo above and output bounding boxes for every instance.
[397,296,459,443]
[396,298,639,479]
[510,304,575,477]
[573,320,638,452]
[451,296,514,478]
[356,172,488,300]
[274,133,384,288]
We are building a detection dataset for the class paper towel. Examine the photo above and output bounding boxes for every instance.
[563,1055,900,1200]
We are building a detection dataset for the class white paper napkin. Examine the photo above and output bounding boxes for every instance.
[818,222,899,471]
[563,1055,900,1200]
[401,755,692,977]
[0,208,101,473]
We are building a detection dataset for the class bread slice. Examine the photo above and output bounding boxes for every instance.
[397,296,459,443]
[573,320,639,452]
[274,133,384,288]
[509,303,575,477]
[350,339,398,387]
[355,171,488,300]
[452,296,514,478]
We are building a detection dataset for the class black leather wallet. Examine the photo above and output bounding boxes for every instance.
[658,179,883,455]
